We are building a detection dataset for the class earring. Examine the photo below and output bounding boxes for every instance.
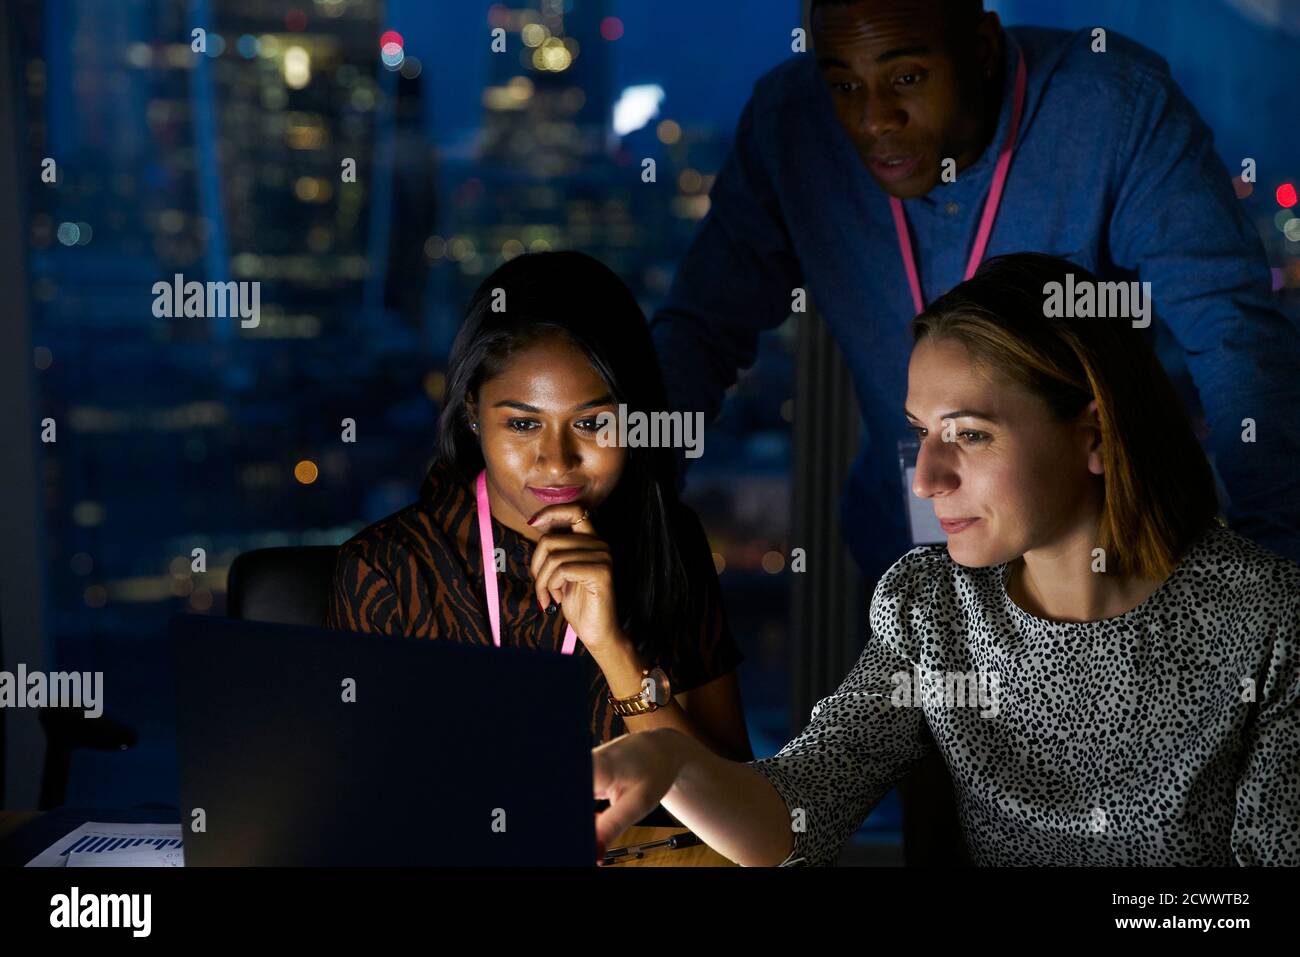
[470,423,478,433]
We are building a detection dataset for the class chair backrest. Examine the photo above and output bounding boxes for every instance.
[227,546,340,626]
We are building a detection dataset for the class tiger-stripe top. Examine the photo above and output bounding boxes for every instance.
[324,460,744,745]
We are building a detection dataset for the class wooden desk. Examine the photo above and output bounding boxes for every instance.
[604,826,736,867]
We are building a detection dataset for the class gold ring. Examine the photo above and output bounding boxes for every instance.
[572,510,590,529]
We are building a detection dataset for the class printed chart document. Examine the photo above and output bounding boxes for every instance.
[26,822,184,867]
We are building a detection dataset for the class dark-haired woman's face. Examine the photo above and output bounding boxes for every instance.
[904,337,1105,567]
[470,336,626,539]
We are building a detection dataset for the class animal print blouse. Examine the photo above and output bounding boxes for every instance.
[749,522,1300,865]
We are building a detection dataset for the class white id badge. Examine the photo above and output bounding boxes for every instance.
[898,437,946,546]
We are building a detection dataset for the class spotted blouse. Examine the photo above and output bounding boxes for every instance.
[749,522,1300,866]
[324,460,743,745]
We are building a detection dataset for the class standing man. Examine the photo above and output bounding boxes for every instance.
[651,0,1300,588]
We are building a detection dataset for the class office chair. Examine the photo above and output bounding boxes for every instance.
[0,642,138,810]
[0,622,137,810]
[36,710,137,811]
[9,545,334,810]
[226,546,340,626]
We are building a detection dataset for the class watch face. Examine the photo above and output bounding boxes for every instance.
[641,667,671,706]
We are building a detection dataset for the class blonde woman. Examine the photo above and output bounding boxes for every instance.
[592,253,1300,866]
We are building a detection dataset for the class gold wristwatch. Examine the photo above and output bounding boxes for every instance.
[608,667,672,717]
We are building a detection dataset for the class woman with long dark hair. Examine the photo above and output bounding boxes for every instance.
[326,251,752,760]
[590,253,1300,865]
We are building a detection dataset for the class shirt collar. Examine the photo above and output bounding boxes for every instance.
[421,460,539,570]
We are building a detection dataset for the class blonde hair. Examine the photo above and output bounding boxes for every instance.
[910,253,1218,579]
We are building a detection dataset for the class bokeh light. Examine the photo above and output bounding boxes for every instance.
[381,41,404,69]
[1276,182,1297,208]
[600,16,624,41]
[73,501,105,527]
[283,46,311,88]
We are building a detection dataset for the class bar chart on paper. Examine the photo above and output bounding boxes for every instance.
[26,822,184,867]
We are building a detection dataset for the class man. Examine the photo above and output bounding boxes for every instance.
[650,0,1300,588]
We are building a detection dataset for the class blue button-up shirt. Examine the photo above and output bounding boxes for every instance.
[651,26,1300,582]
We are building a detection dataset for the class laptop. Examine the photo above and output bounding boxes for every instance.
[171,614,595,865]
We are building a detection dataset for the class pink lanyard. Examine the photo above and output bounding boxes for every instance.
[475,469,579,655]
[890,48,1027,314]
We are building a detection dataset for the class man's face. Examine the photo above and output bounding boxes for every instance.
[812,0,991,199]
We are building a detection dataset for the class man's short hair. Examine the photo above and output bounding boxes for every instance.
[809,0,985,38]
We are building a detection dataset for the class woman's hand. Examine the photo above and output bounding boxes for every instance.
[528,503,623,653]
[592,729,685,854]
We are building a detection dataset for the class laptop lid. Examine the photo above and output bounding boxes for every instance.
[172,614,595,866]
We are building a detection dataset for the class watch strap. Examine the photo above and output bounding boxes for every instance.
[608,666,668,716]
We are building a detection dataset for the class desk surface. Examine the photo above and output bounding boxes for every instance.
[0,812,734,867]
[605,826,735,867]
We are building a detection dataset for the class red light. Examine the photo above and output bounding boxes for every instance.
[600,16,624,41]
[285,8,307,31]
[1278,183,1298,208]
[380,30,404,50]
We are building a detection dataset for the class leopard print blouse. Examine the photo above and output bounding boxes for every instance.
[750,522,1300,866]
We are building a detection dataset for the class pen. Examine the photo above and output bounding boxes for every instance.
[626,831,701,853]
[600,850,645,865]
[601,831,701,863]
